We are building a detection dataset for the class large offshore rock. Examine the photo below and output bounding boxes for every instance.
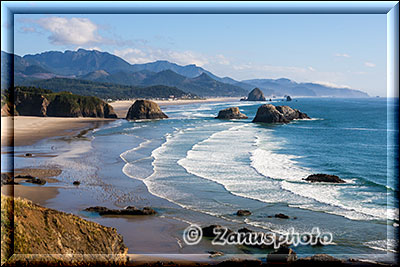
[252,104,309,123]
[216,107,248,119]
[126,100,168,120]
[246,88,266,101]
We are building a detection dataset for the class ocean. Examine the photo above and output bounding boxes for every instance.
[8,97,399,260]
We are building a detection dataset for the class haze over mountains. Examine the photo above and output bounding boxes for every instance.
[2,49,369,98]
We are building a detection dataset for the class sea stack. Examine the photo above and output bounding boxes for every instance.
[126,100,168,120]
[252,104,309,123]
[303,174,346,183]
[247,88,266,101]
[286,95,292,101]
[215,107,248,119]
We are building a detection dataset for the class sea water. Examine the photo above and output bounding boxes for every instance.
[80,98,399,259]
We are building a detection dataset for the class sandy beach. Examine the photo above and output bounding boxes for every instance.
[110,97,239,118]
[1,116,115,146]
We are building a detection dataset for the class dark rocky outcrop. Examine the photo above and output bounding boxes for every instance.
[202,225,233,238]
[73,181,81,186]
[84,206,156,215]
[275,213,290,219]
[276,106,309,120]
[12,87,117,118]
[126,100,168,120]
[216,107,248,120]
[25,177,46,185]
[252,104,288,123]
[304,174,346,183]
[252,104,310,123]
[246,88,266,101]
[1,173,15,186]
[286,95,292,101]
[236,210,252,216]
[14,174,46,185]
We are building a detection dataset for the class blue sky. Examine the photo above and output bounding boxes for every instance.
[12,13,387,96]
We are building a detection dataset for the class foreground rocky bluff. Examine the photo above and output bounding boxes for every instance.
[253,104,310,123]
[1,195,127,265]
[126,99,168,120]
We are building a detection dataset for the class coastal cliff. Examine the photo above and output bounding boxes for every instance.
[9,87,117,118]
[1,195,127,265]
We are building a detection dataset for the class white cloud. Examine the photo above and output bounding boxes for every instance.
[215,54,230,65]
[313,81,350,88]
[35,17,102,46]
[308,66,316,71]
[364,62,376,67]
[335,53,351,58]
[114,47,209,66]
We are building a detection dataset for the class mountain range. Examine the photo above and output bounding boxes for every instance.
[1,49,369,98]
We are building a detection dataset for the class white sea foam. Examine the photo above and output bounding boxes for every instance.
[120,139,152,163]
[363,239,398,253]
[251,147,311,181]
[281,181,397,221]
[177,124,307,205]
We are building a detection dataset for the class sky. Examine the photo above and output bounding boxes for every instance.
[11,13,387,96]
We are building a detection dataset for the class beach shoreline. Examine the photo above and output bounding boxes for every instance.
[1,116,116,147]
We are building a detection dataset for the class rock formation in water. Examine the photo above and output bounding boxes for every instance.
[84,206,156,215]
[126,99,168,120]
[286,95,292,101]
[215,107,248,119]
[11,87,117,118]
[245,88,266,101]
[303,174,346,183]
[236,210,252,216]
[252,104,309,123]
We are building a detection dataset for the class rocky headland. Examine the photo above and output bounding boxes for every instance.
[7,86,117,118]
